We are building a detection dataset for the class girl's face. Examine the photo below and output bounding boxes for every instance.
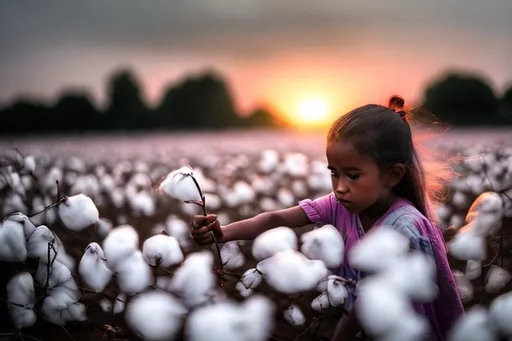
[326,139,394,214]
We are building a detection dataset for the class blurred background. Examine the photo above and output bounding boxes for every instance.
[0,0,511,138]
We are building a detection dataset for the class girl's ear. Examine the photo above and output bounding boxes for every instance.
[386,163,406,188]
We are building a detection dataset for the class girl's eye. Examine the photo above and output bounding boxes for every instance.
[347,173,359,180]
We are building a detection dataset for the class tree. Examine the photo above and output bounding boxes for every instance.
[105,69,148,130]
[422,73,500,125]
[53,91,99,132]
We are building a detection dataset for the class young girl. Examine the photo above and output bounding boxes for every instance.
[191,96,464,341]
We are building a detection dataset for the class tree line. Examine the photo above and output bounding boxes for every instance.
[0,68,511,136]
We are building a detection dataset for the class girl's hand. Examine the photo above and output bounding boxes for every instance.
[191,214,223,245]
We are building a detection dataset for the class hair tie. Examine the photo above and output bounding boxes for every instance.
[388,95,407,122]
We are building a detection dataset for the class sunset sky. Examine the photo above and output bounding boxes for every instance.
[1,0,511,127]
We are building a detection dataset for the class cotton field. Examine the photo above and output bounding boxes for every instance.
[0,135,512,341]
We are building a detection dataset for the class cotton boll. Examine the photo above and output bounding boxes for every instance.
[450,214,465,230]
[110,188,125,208]
[170,251,215,308]
[58,194,99,231]
[23,155,36,174]
[114,293,126,314]
[259,197,279,211]
[236,282,253,298]
[300,224,344,268]
[129,191,155,217]
[35,260,79,300]
[252,226,298,261]
[241,268,263,289]
[348,227,410,274]
[7,273,36,329]
[436,205,453,221]
[259,150,279,173]
[242,295,275,341]
[379,312,429,341]
[142,234,184,268]
[284,305,306,326]
[355,277,412,336]
[0,218,28,262]
[159,166,202,202]
[453,270,474,302]
[204,193,221,210]
[380,252,438,302]
[60,302,87,323]
[233,181,256,205]
[40,289,77,326]
[277,188,295,207]
[465,260,482,280]
[326,277,348,307]
[307,173,332,192]
[448,226,486,261]
[26,225,57,263]
[116,251,152,295]
[96,218,112,239]
[257,249,328,294]
[78,242,113,293]
[452,191,468,210]
[2,194,26,217]
[220,241,245,270]
[6,212,36,238]
[99,298,112,312]
[291,180,307,198]
[102,225,139,271]
[125,291,187,341]
[165,215,192,250]
[488,292,512,336]
[311,292,331,312]
[484,266,511,294]
[447,306,498,341]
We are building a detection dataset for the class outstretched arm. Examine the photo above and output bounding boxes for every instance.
[331,308,362,341]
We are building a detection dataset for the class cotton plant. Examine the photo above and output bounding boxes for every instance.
[465,260,482,280]
[488,292,512,336]
[252,226,298,261]
[125,290,187,341]
[35,259,79,300]
[142,234,184,268]
[484,265,511,294]
[447,306,497,341]
[185,295,274,341]
[57,193,100,232]
[447,223,487,261]
[40,288,87,326]
[0,216,28,262]
[158,165,203,204]
[453,270,474,302]
[26,225,58,263]
[240,268,264,289]
[116,251,152,294]
[311,275,348,312]
[283,304,306,326]
[78,242,113,293]
[256,249,328,294]
[300,224,344,268]
[6,273,37,329]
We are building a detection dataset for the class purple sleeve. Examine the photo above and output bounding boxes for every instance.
[298,193,336,225]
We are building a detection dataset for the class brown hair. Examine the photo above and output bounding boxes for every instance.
[326,96,450,220]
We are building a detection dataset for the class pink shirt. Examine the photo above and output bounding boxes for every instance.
[299,193,464,341]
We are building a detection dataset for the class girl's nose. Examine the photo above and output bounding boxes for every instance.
[336,182,349,195]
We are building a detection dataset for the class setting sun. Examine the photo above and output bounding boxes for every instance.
[297,97,329,123]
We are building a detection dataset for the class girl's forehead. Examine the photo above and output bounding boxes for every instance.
[326,140,373,166]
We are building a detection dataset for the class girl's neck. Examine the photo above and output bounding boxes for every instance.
[358,193,398,232]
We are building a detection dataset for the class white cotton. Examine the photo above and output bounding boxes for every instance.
[300,224,344,268]
[96,218,112,239]
[26,225,57,263]
[159,166,202,202]
[348,227,410,274]
[99,298,112,312]
[489,292,512,336]
[241,268,263,289]
[110,188,125,208]
[23,155,36,173]
[116,251,152,295]
[236,282,253,298]
[58,194,99,231]
[447,306,498,341]
[436,205,453,222]
[0,218,28,262]
[450,214,465,230]
[379,312,429,341]
[6,212,36,238]
[291,180,308,198]
[311,292,331,312]
[232,181,256,204]
[316,275,342,292]
[252,226,298,261]
[257,249,328,294]
[35,260,79,300]
[78,242,113,293]
[326,277,348,307]
[284,305,306,326]
[165,215,192,250]
[355,277,413,336]
[453,270,474,302]
[380,252,438,302]
[155,276,173,292]
[220,241,245,270]
[485,266,511,294]
[102,225,139,271]
[186,295,273,341]
[125,291,187,341]
[204,193,221,210]
[465,260,482,280]
[452,191,468,209]
[277,188,295,207]
[448,226,487,261]
[41,288,86,325]
[142,234,184,268]
[7,273,36,329]
[114,293,126,314]
[473,213,503,237]
[170,251,215,308]
[259,149,279,173]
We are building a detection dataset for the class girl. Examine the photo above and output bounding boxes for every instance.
[191,96,464,341]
